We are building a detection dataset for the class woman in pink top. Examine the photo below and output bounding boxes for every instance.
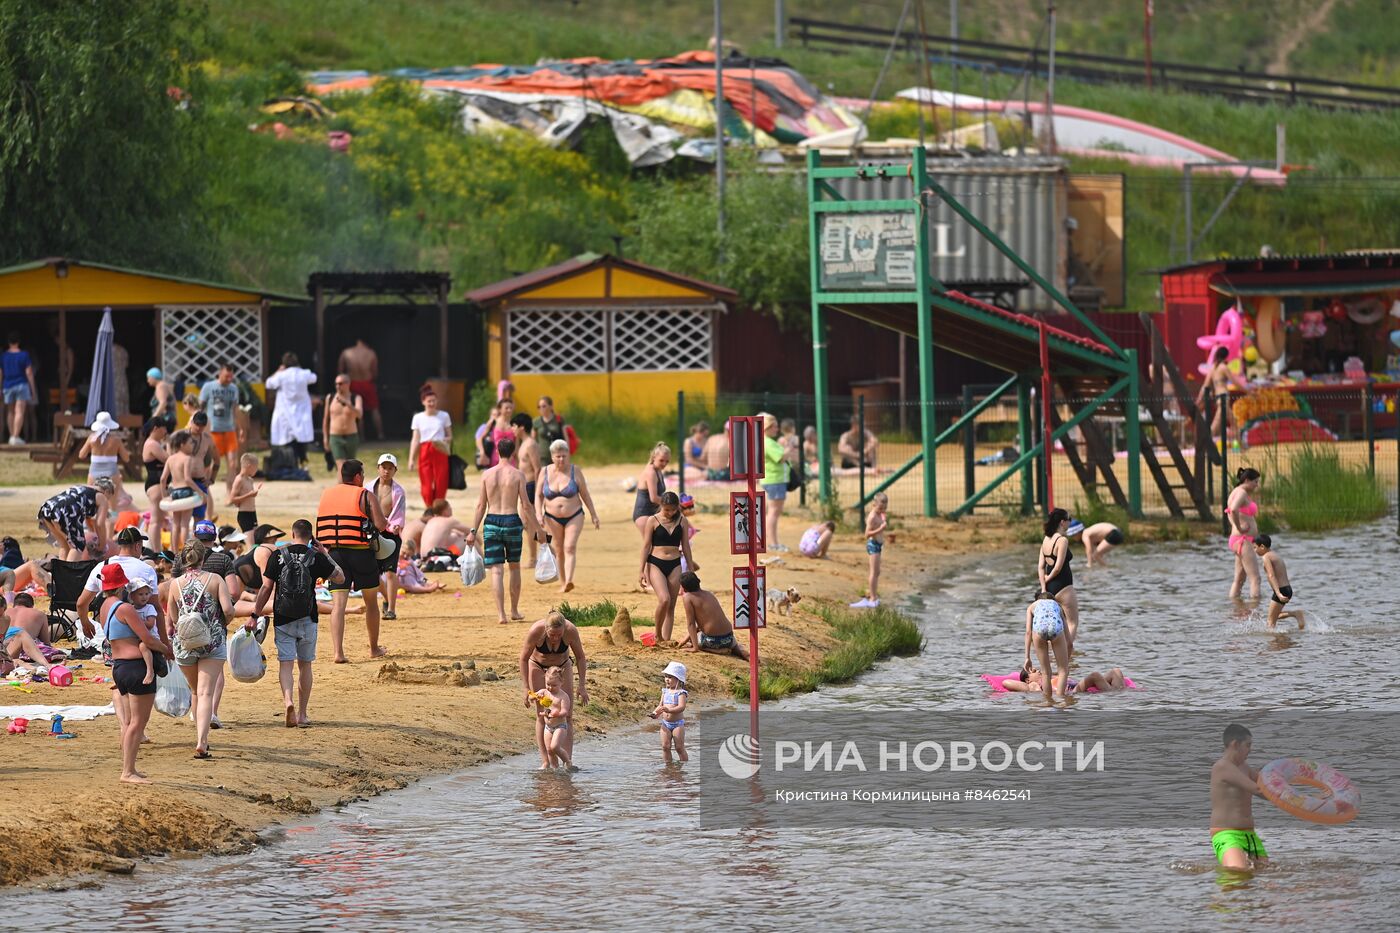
[1225,467,1262,599]
[490,398,518,467]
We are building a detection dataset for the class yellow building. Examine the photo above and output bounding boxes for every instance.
[468,254,735,416]
[0,257,301,428]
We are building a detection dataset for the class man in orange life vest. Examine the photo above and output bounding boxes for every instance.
[316,458,389,663]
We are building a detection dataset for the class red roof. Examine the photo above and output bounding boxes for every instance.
[466,254,738,307]
[944,290,1117,358]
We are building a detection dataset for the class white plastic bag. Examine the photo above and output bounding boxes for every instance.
[459,546,485,587]
[154,663,192,719]
[228,627,267,683]
[534,545,559,584]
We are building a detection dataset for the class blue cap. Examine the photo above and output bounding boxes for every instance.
[147,367,163,380]
[193,520,218,540]
[1066,521,1085,537]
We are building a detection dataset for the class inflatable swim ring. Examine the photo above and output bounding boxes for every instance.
[1347,298,1387,326]
[1258,757,1359,825]
[1253,297,1284,364]
[1197,306,1244,376]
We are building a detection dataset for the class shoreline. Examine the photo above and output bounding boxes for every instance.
[0,467,1194,889]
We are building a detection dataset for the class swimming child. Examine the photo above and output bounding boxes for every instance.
[533,665,573,768]
[1006,665,1126,694]
[1023,589,1070,701]
[649,660,688,763]
[1210,722,1268,871]
[228,453,262,534]
[1253,535,1304,630]
[1069,520,1125,568]
[851,493,888,609]
[799,520,835,559]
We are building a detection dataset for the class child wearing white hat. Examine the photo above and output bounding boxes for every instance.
[649,660,689,763]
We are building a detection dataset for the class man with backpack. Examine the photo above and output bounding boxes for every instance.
[248,519,343,728]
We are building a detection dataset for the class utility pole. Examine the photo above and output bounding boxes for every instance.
[949,0,959,132]
[1044,4,1057,155]
[775,0,785,49]
[1144,0,1154,89]
[715,0,727,243]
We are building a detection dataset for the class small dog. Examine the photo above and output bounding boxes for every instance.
[766,586,802,616]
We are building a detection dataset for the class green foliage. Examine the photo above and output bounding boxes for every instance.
[564,404,673,467]
[732,603,923,700]
[465,380,495,439]
[0,1,213,271]
[1272,444,1390,531]
[557,599,622,627]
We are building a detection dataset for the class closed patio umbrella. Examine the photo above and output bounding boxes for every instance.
[84,307,117,426]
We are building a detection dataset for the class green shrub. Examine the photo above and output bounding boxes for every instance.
[557,599,623,627]
[1273,443,1389,531]
[732,603,923,700]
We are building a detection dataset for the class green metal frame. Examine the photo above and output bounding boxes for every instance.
[807,150,1143,518]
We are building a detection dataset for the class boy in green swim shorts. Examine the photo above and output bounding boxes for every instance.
[1209,723,1269,869]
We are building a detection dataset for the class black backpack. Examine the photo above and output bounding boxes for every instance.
[274,550,315,618]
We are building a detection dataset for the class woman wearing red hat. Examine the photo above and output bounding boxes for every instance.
[98,563,172,784]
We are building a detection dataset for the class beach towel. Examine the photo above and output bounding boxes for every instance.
[0,704,115,722]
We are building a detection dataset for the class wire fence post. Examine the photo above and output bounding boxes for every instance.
[1364,384,1375,477]
[676,390,686,498]
[858,394,867,529]
[796,392,807,507]
[962,384,975,508]
[1219,392,1230,537]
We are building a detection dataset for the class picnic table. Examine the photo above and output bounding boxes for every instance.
[30,414,144,481]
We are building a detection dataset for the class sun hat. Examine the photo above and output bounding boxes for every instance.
[90,411,120,435]
[377,453,398,467]
[146,367,163,380]
[99,563,130,591]
[253,523,285,544]
[662,660,688,683]
[220,527,246,544]
[126,577,152,593]
[193,520,218,541]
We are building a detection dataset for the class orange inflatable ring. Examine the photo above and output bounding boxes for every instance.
[1254,297,1285,364]
[1259,757,1359,825]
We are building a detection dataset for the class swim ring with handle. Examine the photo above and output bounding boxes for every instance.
[1258,757,1359,825]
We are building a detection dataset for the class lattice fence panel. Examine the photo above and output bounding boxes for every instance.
[159,305,263,383]
[612,307,712,372]
[508,308,607,373]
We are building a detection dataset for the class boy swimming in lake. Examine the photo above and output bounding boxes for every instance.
[1253,535,1305,630]
[1210,722,1269,870]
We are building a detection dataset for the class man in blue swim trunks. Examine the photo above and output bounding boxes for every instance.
[677,572,748,659]
[468,437,544,625]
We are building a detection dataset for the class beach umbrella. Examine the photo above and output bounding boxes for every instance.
[84,307,117,425]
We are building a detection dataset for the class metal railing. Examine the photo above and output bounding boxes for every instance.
[790,16,1400,112]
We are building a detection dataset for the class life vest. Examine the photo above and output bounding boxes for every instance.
[316,484,371,547]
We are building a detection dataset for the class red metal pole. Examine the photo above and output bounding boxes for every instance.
[1144,0,1154,90]
[748,429,760,740]
[1040,320,1055,511]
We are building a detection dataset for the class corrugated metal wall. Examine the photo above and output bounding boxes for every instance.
[828,157,1067,312]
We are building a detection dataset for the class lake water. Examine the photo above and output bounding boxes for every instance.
[11,521,1399,930]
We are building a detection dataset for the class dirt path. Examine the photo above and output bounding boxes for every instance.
[1270,0,1340,75]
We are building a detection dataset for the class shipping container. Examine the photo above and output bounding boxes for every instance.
[826,156,1068,313]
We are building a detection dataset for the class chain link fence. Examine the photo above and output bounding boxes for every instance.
[672,389,1400,531]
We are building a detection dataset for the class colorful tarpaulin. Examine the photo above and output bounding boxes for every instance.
[306,52,863,165]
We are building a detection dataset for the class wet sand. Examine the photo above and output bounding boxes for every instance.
[0,464,1019,887]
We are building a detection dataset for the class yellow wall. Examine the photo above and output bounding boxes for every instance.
[608,268,707,299]
[0,264,265,308]
[510,370,715,418]
[513,266,710,301]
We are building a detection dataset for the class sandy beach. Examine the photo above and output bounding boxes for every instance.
[0,462,1019,887]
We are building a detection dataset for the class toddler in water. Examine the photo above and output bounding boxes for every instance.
[1023,589,1070,701]
[533,665,572,768]
[1253,535,1304,629]
[228,453,262,533]
[851,493,888,608]
[649,660,689,763]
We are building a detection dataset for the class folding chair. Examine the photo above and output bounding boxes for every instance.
[45,558,98,653]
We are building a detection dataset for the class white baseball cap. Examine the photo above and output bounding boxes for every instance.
[377,453,398,467]
[662,661,688,683]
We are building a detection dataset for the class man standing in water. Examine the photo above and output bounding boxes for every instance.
[1210,723,1269,870]
[338,339,383,441]
[467,437,545,625]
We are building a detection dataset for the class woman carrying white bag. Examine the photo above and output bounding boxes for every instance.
[166,540,235,760]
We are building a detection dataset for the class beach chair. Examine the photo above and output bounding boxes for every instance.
[45,558,98,652]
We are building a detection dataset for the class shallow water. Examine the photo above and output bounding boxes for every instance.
[10,521,1399,930]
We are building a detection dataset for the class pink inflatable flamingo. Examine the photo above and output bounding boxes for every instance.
[1197,305,1244,376]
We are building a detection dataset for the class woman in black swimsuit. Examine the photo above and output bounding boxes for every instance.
[535,439,600,595]
[639,492,697,643]
[1037,508,1080,650]
[517,610,589,767]
[141,418,171,544]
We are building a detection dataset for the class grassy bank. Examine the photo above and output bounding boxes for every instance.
[1269,444,1390,531]
[733,603,923,701]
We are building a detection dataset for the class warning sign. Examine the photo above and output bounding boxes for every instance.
[733,566,766,629]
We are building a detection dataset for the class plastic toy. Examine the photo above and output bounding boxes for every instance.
[50,715,64,735]
[1300,311,1327,339]
[1197,305,1244,376]
[6,717,28,734]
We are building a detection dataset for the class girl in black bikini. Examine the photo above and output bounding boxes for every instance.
[1038,508,1080,651]
[639,492,697,643]
[535,439,600,594]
